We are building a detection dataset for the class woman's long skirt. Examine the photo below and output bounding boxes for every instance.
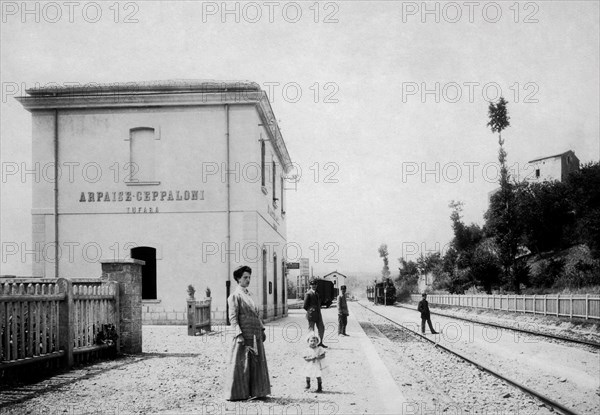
[224,336,271,400]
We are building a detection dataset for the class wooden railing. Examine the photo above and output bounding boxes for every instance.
[410,293,600,320]
[187,298,211,336]
[0,277,119,370]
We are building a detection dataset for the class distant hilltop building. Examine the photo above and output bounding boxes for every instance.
[526,150,580,183]
[16,80,293,325]
[487,150,580,204]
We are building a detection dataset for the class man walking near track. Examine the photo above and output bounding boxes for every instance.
[418,293,438,334]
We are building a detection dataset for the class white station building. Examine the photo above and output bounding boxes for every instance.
[17,80,293,324]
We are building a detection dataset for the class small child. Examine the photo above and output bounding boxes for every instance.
[303,332,326,392]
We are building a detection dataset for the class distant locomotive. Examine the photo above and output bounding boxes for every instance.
[367,279,396,305]
[314,279,335,308]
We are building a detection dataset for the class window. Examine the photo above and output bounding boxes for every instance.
[273,253,278,315]
[280,176,285,214]
[262,248,268,314]
[128,127,159,184]
[272,160,277,207]
[535,169,540,178]
[281,259,286,302]
[261,139,266,187]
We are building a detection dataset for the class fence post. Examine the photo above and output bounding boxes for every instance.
[101,259,144,354]
[188,299,196,336]
[111,280,121,355]
[57,278,74,368]
[533,295,536,315]
[586,294,589,320]
[570,294,573,318]
[206,298,212,332]
[544,295,547,315]
[556,294,560,317]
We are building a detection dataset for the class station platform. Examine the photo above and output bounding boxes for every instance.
[1,302,406,414]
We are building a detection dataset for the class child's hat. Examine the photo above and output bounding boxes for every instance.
[306,331,321,343]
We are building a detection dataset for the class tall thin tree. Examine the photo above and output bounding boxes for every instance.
[486,97,520,291]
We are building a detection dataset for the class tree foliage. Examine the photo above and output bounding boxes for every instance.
[396,257,419,299]
[382,98,599,294]
[484,97,522,291]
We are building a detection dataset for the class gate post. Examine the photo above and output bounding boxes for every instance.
[57,278,74,368]
[101,259,144,354]
[188,299,196,336]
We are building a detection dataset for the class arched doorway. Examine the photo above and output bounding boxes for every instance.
[131,246,157,300]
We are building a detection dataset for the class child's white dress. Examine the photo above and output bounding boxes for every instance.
[303,346,326,377]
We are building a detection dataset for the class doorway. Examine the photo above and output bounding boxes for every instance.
[131,246,157,300]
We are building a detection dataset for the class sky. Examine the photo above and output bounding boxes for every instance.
[1,0,599,277]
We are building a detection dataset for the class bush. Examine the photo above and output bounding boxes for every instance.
[554,245,600,289]
[529,257,563,288]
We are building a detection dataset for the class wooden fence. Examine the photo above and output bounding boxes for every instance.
[411,293,600,320]
[187,298,211,336]
[0,277,119,371]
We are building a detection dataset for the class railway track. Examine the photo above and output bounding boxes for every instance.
[358,302,585,415]
[394,302,600,349]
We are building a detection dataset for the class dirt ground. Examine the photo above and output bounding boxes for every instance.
[1,307,388,415]
[2,302,598,415]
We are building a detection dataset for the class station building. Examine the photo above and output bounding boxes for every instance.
[17,80,293,324]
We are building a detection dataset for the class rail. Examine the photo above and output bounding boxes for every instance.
[359,302,583,415]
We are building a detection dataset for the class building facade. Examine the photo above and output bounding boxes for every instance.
[527,150,580,183]
[322,271,347,293]
[17,80,292,324]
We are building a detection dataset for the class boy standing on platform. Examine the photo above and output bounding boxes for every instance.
[337,286,349,336]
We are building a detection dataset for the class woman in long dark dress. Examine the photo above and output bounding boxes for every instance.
[224,266,271,400]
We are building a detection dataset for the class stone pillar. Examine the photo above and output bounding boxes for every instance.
[101,259,144,354]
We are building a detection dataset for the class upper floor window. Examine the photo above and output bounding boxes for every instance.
[128,127,160,185]
[272,160,278,207]
[261,139,266,187]
[280,176,285,214]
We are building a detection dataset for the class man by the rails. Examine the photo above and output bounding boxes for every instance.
[417,293,438,334]
[303,279,328,348]
[337,285,349,336]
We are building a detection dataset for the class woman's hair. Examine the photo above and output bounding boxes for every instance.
[306,331,320,344]
[233,265,252,282]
